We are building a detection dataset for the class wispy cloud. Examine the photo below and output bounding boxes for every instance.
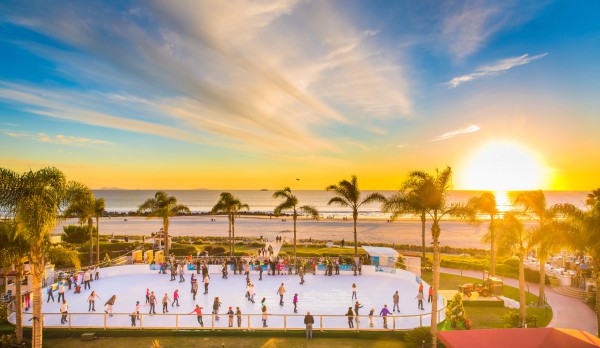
[446,53,548,88]
[431,125,480,141]
[4,130,114,145]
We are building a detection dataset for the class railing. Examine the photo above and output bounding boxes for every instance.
[18,306,446,332]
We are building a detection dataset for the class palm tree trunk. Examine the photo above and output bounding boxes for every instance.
[518,251,526,327]
[353,210,358,256]
[227,215,232,257]
[538,253,546,306]
[293,211,297,266]
[15,263,23,344]
[231,216,236,256]
[596,276,600,337]
[96,217,100,265]
[430,219,440,348]
[163,218,170,258]
[490,216,495,277]
[88,218,94,265]
[421,211,426,266]
[30,243,44,348]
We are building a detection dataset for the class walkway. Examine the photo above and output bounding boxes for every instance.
[440,267,597,334]
[264,240,282,257]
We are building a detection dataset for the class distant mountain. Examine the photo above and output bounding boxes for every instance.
[97,187,126,190]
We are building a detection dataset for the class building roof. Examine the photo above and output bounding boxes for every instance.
[361,246,399,258]
[438,328,600,348]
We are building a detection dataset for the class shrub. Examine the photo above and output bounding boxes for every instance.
[62,225,96,245]
[503,309,538,328]
[405,326,432,347]
[503,258,520,268]
[587,292,596,311]
[0,333,17,346]
[0,301,7,323]
[210,246,226,256]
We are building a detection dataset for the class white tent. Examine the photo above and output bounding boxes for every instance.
[362,246,399,267]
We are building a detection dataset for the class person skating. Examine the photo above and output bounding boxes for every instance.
[192,279,199,300]
[227,306,234,327]
[145,288,150,304]
[368,308,374,327]
[222,262,228,279]
[304,311,314,339]
[236,307,242,327]
[379,304,391,329]
[248,283,255,303]
[190,304,204,326]
[293,293,299,313]
[148,291,157,315]
[277,283,286,305]
[179,263,185,283]
[354,301,363,326]
[299,266,305,285]
[87,291,101,311]
[172,289,180,307]
[162,293,172,313]
[212,297,222,320]
[46,286,55,302]
[351,283,357,300]
[416,291,425,310]
[392,290,400,312]
[104,295,116,317]
[262,305,268,327]
[170,263,177,281]
[428,286,433,303]
[346,307,354,328]
[60,300,69,324]
[130,311,137,327]
[203,274,210,294]
[57,282,66,302]
[258,261,263,280]
[135,301,141,320]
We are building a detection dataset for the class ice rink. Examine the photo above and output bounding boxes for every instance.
[16,265,445,331]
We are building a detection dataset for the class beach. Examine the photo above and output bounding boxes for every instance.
[53,215,499,249]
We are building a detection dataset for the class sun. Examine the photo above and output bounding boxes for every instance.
[459,141,548,191]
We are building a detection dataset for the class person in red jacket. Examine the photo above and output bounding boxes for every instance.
[428,286,433,303]
[190,304,204,326]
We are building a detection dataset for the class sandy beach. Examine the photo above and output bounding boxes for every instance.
[52,215,497,249]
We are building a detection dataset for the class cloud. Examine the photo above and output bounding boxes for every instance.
[431,125,480,141]
[4,130,114,145]
[446,53,548,88]
[0,1,413,157]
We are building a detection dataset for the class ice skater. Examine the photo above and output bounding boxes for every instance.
[57,282,66,302]
[299,266,305,285]
[277,283,286,306]
[162,293,172,313]
[262,306,268,327]
[87,291,101,311]
[428,286,433,303]
[354,301,363,326]
[60,300,69,324]
[190,304,204,327]
[236,307,242,327]
[212,297,222,320]
[392,290,400,312]
[104,295,116,317]
[351,283,357,300]
[222,262,228,279]
[145,288,150,304]
[148,291,157,314]
[46,286,55,302]
[227,306,234,327]
[172,289,180,307]
[192,279,199,300]
[416,291,424,310]
[293,293,298,313]
[379,304,391,329]
[346,307,354,328]
[179,263,185,283]
[203,274,210,294]
[368,308,374,327]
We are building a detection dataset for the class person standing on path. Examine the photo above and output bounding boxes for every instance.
[346,307,355,328]
[428,286,433,303]
[203,274,210,294]
[304,311,314,339]
[60,300,69,324]
[416,292,424,310]
[293,293,299,313]
[162,293,172,313]
[148,291,157,315]
[392,291,400,312]
[227,306,234,327]
[87,291,101,311]
[172,289,180,307]
[379,304,391,329]
[236,307,242,327]
[351,283,357,300]
[277,283,286,306]
[190,304,204,327]
[104,295,116,317]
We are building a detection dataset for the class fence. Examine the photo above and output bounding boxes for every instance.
[19,307,446,331]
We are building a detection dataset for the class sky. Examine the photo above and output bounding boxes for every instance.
[0,0,599,190]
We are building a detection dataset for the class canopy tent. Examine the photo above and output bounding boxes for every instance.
[361,246,399,267]
[438,328,600,348]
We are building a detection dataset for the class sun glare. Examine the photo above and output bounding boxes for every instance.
[460,141,548,191]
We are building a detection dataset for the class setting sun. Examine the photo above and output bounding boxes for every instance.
[459,141,549,191]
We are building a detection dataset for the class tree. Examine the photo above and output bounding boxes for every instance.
[496,212,531,327]
[94,198,105,264]
[465,192,500,276]
[0,167,70,348]
[326,176,385,256]
[402,167,459,348]
[138,191,190,257]
[61,225,95,245]
[63,183,96,265]
[273,187,319,263]
[515,190,568,306]
[381,188,428,266]
[210,192,249,256]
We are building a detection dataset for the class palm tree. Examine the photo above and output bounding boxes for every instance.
[515,190,568,306]
[273,187,319,262]
[496,212,532,327]
[586,189,600,207]
[138,191,190,257]
[465,192,500,276]
[0,167,70,348]
[94,198,105,264]
[64,183,96,265]
[210,192,249,256]
[381,188,428,265]
[326,176,385,256]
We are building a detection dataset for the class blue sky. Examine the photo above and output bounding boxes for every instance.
[0,0,599,190]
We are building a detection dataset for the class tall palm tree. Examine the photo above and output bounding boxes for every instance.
[138,191,190,257]
[586,189,600,207]
[211,192,249,256]
[273,187,319,262]
[403,167,461,348]
[94,198,105,264]
[496,212,532,327]
[0,167,70,348]
[64,183,96,265]
[326,176,385,256]
[515,190,567,306]
[381,188,428,265]
[465,192,500,276]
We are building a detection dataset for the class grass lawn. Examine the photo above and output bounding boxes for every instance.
[421,271,553,329]
[43,336,407,348]
[279,245,367,257]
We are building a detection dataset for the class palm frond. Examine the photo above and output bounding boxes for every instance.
[299,205,319,220]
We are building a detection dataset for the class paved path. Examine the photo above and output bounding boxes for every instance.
[440,267,597,334]
[265,241,282,257]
